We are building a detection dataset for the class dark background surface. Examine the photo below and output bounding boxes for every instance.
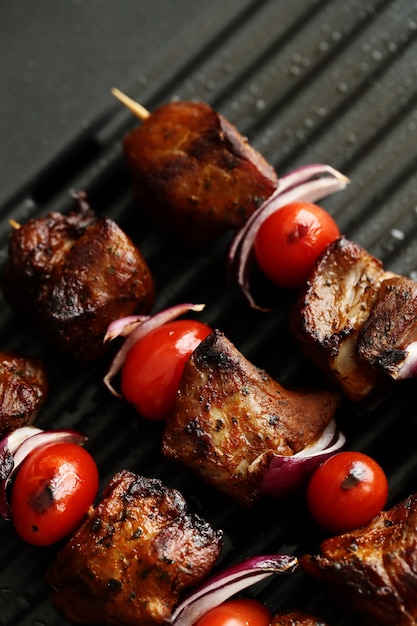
[1,0,246,207]
[2,2,417,625]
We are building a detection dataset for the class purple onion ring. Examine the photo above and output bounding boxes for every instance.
[171,553,298,625]
[257,419,346,498]
[103,303,205,397]
[228,164,350,309]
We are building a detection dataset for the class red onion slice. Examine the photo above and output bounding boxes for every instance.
[104,315,150,342]
[257,419,346,498]
[171,554,298,626]
[228,164,350,309]
[103,303,205,397]
[0,427,87,520]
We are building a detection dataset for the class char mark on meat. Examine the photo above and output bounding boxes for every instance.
[47,470,222,626]
[291,236,417,402]
[301,492,417,625]
[2,192,154,361]
[357,275,417,379]
[162,329,339,506]
[0,352,47,437]
[122,101,278,246]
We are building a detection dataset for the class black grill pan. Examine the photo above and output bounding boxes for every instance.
[2,1,417,624]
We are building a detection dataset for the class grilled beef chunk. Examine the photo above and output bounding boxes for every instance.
[272,611,329,625]
[162,329,340,507]
[300,492,417,626]
[122,101,278,246]
[2,193,154,361]
[47,470,222,626]
[292,236,399,402]
[0,352,47,437]
[356,275,417,379]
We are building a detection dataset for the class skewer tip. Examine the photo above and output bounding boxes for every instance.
[111,87,150,121]
[9,219,21,230]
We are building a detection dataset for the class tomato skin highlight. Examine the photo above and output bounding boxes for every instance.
[254,202,340,289]
[10,442,99,547]
[306,451,389,534]
[194,598,271,626]
[121,319,212,421]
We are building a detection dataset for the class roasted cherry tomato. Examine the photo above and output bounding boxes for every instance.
[10,442,99,546]
[121,319,212,421]
[254,201,340,289]
[194,598,271,626]
[306,451,388,534]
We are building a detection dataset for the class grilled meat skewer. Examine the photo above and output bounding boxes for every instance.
[2,192,154,362]
[47,470,222,626]
[162,329,340,507]
[122,99,278,247]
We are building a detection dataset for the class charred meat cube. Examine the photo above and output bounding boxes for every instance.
[47,470,222,626]
[300,492,417,626]
[122,101,278,246]
[0,352,47,437]
[2,193,154,361]
[272,610,329,625]
[356,274,417,380]
[162,329,340,507]
[291,237,396,402]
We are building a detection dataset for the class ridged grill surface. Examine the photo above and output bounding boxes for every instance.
[2,1,417,624]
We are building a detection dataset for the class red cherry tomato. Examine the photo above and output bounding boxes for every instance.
[194,598,271,626]
[254,201,340,289]
[10,442,99,547]
[121,319,212,421]
[306,451,388,534]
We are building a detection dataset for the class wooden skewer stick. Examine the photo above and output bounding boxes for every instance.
[9,218,21,230]
[111,87,150,121]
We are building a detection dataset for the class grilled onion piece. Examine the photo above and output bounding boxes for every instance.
[172,554,298,626]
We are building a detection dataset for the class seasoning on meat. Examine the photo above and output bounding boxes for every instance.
[300,492,417,626]
[291,236,399,402]
[356,274,417,379]
[0,352,47,438]
[122,100,278,246]
[47,470,223,626]
[272,610,329,625]
[162,329,340,507]
[2,192,154,362]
